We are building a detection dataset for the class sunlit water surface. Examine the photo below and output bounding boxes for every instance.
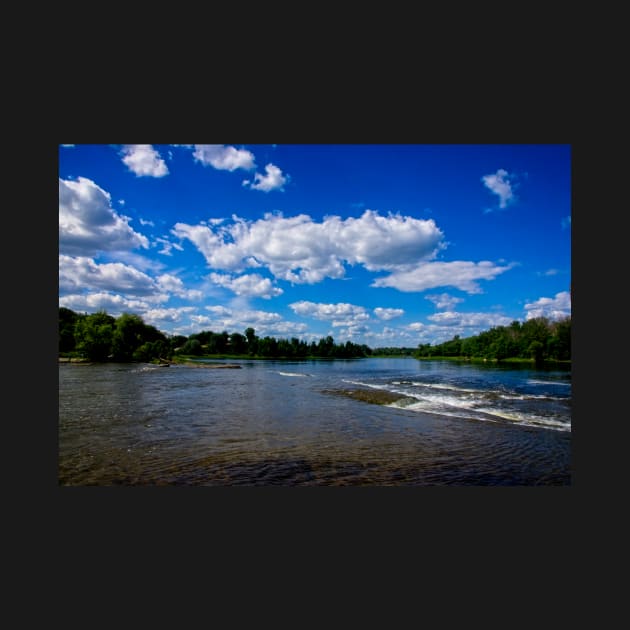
[59,358,571,485]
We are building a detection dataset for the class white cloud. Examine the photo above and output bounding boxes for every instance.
[171,222,245,270]
[524,291,571,320]
[156,274,203,301]
[192,144,255,171]
[154,237,184,256]
[60,144,75,148]
[330,210,445,271]
[289,301,370,327]
[120,144,169,177]
[373,307,405,320]
[172,210,444,284]
[106,251,165,274]
[59,255,165,298]
[402,312,515,346]
[372,261,512,293]
[139,218,155,227]
[336,324,371,339]
[198,306,306,337]
[243,163,289,192]
[482,168,515,209]
[59,257,203,304]
[59,292,157,315]
[143,307,196,327]
[562,216,571,230]
[427,311,513,328]
[205,305,232,317]
[207,272,283,299]
[59,177,149,257]
[425,293,464,310]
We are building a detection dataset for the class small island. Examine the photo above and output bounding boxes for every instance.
[321,388,417,406]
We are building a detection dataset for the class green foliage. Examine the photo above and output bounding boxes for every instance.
[59,308,372,362]
[112,313,147,361]
[371,347,414,356]
[180,338,202,355]
[414,316,571,363]
[58,307,80,353]
[245,327,258,355]
[62,308,565,365]
[61,308,171,362]
[73,310,116,361]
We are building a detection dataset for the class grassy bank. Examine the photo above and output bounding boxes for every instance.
[174,353,366,362]
[415,355,571,366]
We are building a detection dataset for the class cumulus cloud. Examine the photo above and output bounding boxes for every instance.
[172,210,444,284]
[59,255,163,298]
[143,307,196,326]
[402,312,516,346]
[524,291,571,320]
[59,292,156,315]
[59,257,203,305]
[206,305,232,317]
[120,145,169,177]
[59,177,149,257]
[373,307,405,320]
[156,274,203,301]
[372,261,512,293]
[289,301,370,327]
[207,272,283,299]
[336,324,371,339]
[482,168,515,210]
[192,144,255,171]
[427,311,513,328]
[425,293,464,310]
[243,163,289,192]
[197,306,306,337]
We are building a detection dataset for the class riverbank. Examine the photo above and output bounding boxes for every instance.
[415,356,571,367]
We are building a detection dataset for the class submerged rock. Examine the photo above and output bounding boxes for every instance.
[321,388,413,406]
[179,362,242,369]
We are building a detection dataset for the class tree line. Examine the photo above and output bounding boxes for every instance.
[58,307,371,362]
[414,316,570,363]
[59,307,570,364]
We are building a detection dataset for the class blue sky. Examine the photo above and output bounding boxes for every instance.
[58,144,571,347]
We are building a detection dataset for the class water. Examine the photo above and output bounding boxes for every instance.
[58,358,571,486]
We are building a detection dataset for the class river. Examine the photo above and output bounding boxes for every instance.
[58,357,571,485]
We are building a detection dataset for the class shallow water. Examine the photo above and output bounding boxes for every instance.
[58,358,571,485]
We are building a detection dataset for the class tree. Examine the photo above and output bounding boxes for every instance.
[230,332,247,354]
[318,335,334,357]
[59,307,79,353]
[245,327,258,355]
[74,311,115,361]
[547,316,571,360]
[112,313,146,361]
[527,340,545,363]
[181,338,202,355]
